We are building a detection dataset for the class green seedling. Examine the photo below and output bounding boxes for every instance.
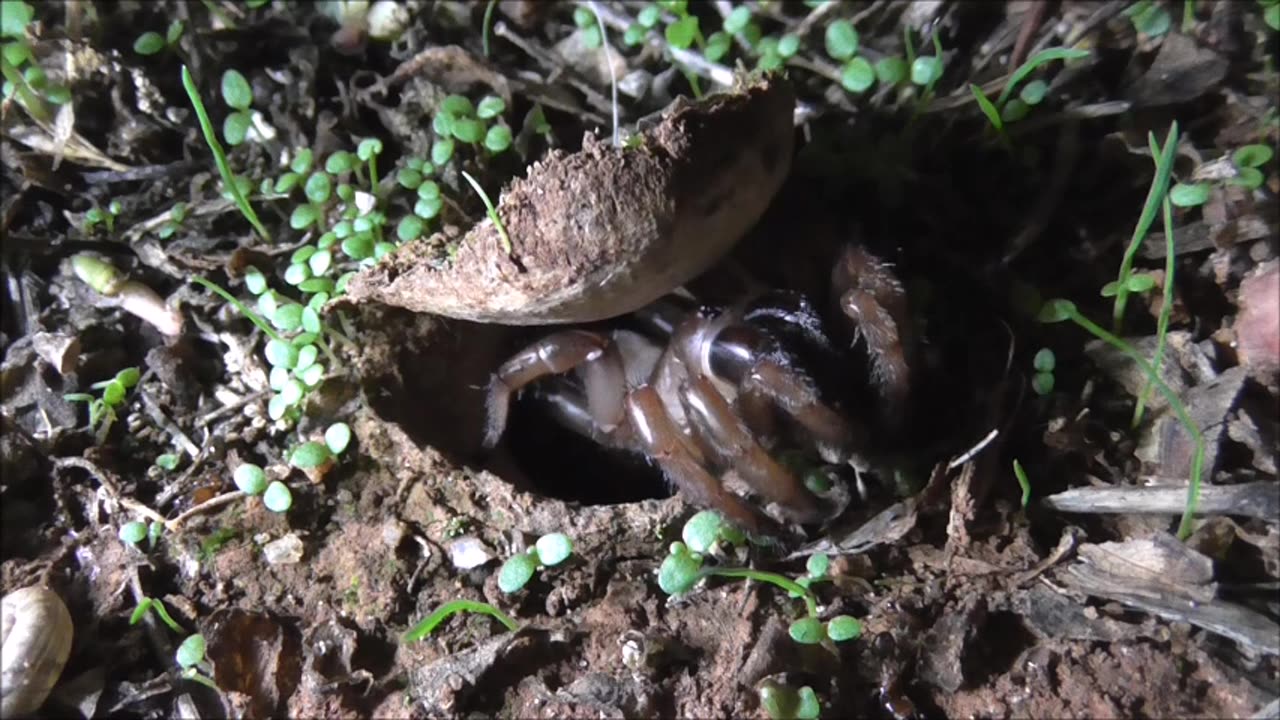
[1111,123,1178,332]
[402,599,519,643]
[175,633,218,689]
[1039,299,1203,539]
[973,47,1091,134]
[180,65,270,241]
[233,463,269,495]
[133,20,184,55]
[658,543,821,626]
[498,532,575,593]
[789,552,831,598]
[84,200,122,234]
[119,521,148,546]
[1261,0,1280,30]
[788,614,862,644]
[460,170,513,256]
[1031,347,1056,395]
[1012,459,1032,508]
[681,510,746,554]
[263,481,292,512]
[1124,0,1172,36]
[130,597,186,635]
[155,453,180,471]
[64,366,141,439]
[198,528,238,565]
[759,680,821,720]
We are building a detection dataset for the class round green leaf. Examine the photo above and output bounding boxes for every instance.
[290,441,332,469]
[301,306,321,334]
[102,380,126,406]
[665,15,698,49]
[223,111,251,146]
[484,124,512,153]
[263,481,293,512]
[304,171,332,204]
[356,137,383,160]
[119,521,148,545]
[1019,79,1048,105]
[824,19,859,60]
[414,196,443,220]
[498,552,538,593]
[911,56,942,86]
[432,111,454,137]
[826,615,862,642]
[534,532,573,566]
[431,138,455,166]
[777,34,800,58]
[116,367,141,388]
[637,4,660,28]
[279,379,304,406]
[681,510,726,554]
[1001,98,1030,123]
[841,57,875,93]
[298,363,325,388]
[1169,182,1211,207]
[624,23,646,46]
[290,203,320,230]
[220,69,252,110]
[806,552,830,579]
[705,30,731,62]
[657,544,703,596]
[1032,371,1055,395]
[155,453,180,471]
[1126,273,1157,292]
[269,366,290,391]
[1032,347,1056,373]
[1232,144,1273,169]
[325,151,355,174]
[265,338,298,369]
[233,463,268,495]
[342,234,375,260]
[285,262,311,287]
[796,687,821,719]
[452,117,484,144]
[176,634,206,668]
[1229,166,1264,190]
[1037,299,1076,323]
[476,95,505,120]
[397,215,425,242]
[724,6,751,33]
[133,31,165,55]
[397,167,423,189]
[441,94,474,117]
[325,423,352,455]
[290,148,313,174]
[308,249,332,276]
[272,303,304,331]
[788,617,826,644]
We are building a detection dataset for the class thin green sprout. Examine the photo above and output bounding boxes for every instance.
[460,170,513,255]
[1132,193,1176,427]
[1044,301,1204,539]
[191,276,282,342]
[482,0,498,57]
[1012,459,1031,509]
[995,47,1091,108]
[180,65,270,241]
[0,55,50,123]
[701,567,818,618]
[402,599,519,643]
[130,597,187,634]
[1111,122,1177,332]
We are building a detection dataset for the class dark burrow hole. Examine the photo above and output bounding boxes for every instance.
[502,390,673,506]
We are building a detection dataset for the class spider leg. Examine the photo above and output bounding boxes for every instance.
[626,385,773,534]
[832,244,911,428]
[680,375,824,523]
[483,330,625,449]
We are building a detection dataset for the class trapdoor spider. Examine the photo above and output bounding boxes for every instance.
[483,245,913,535]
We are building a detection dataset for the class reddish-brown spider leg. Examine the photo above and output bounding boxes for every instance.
[483,330,625,449]
[743,359,870,467]
[831,244,911,428]
[627,385,772,534]
[680,375,824,523]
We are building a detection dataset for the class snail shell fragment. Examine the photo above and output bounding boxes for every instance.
[1,586,73,718]
[344,74,796,325]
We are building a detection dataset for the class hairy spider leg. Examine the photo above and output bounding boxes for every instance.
[626,385,772,534]
[678,315,868,468]
[679,375,825,523]
[831,244,911,429]
[483,330,626,449]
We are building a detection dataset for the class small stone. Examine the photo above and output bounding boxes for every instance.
[447,536,492,570]
[262,533,304,565]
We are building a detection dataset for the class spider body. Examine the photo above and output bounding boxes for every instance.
[483,244,912,536]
